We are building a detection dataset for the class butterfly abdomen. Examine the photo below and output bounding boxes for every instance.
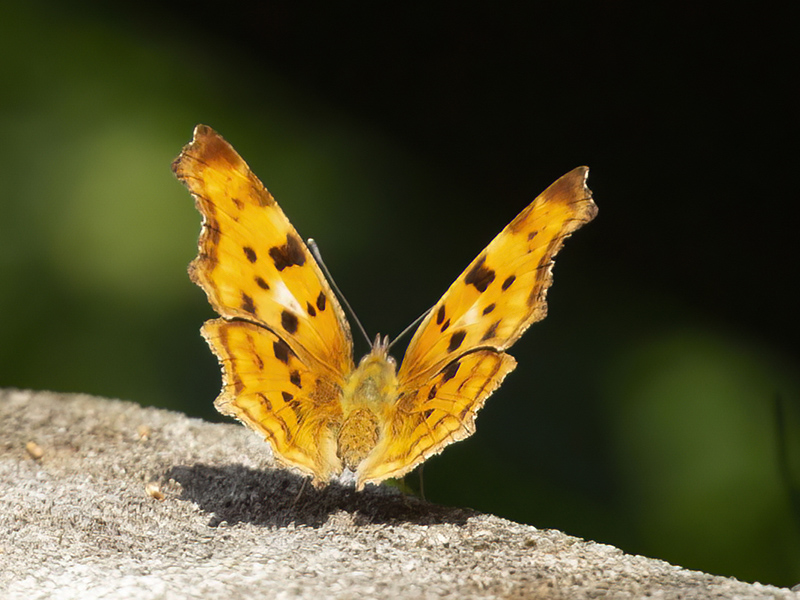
[336,408,379,469]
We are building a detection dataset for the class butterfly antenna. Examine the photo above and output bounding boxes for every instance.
[307,238,372,347]
[387,305,432,351]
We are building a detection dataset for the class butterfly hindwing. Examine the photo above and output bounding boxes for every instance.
[203,319,344,483]
[357,349,516,486]
[172,125,353,377]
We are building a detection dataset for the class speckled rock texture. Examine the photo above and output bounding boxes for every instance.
[1,388,795,599]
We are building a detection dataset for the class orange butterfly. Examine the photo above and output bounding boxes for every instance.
[173,125,597,490]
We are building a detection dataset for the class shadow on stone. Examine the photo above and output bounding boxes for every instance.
[167,464,475,528]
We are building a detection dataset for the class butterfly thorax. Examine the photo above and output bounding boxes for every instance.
[336,338,398,470]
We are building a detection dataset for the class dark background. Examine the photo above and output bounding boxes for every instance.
[2,1,799,587]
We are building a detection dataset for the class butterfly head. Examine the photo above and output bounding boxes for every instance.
[361,333,396,368]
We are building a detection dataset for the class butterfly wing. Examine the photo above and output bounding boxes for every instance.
[356,349,516,487]
[202,319,343,483]
[173,125,353,484]
[399,166,596,384]
[357,167,596,487]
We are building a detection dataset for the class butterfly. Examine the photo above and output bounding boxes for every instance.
[173,125,597,490]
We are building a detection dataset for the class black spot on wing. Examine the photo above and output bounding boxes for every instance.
[243,246,257,263]
[282,391,294,402]
[440,318,451,332]
[447,330,466,353]
[241,293,256,315]
[269,234,306,271]
[482,303,496,315]
[481,320,500,342]
[316,291,327,312]
[424,408,435,419]
[255,276,270,290]
[436,305,446,325]
[441,361,460,383]
[502,275,516,291]
[290,370,302,388]
[306,301,317,317]
[464,255,495,293]
[273,339,292,364]
[281,310,299,334]
[427,385,438,400]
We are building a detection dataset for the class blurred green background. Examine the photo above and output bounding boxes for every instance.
[2,1,798,588]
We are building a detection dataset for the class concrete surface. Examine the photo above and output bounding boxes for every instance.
[1,388,795,599]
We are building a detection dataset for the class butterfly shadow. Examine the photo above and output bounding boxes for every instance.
[166,463,475,529]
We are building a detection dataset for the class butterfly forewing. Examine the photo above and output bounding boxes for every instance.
[397,166,597,387]
[172,125,354,377]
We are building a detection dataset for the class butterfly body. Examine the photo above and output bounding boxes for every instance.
[173,125,597,490]
[337,340,398,470]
